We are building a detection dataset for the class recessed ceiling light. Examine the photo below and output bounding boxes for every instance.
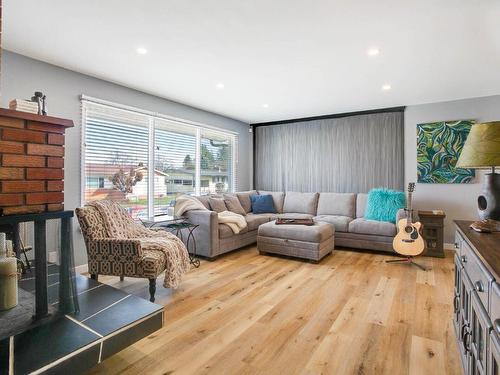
[262,104,269,108]
[382,84,392,91]
[367,47,380,56]
[136,47,148,55]
[215,82,225,89]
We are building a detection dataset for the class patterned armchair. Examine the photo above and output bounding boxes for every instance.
[76,205,167,302]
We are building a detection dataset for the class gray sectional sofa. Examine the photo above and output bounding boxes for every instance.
[185,190,405,259]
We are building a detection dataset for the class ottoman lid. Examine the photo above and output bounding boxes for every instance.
[258,221,333,243]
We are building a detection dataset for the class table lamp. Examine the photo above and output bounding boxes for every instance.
[457,121,500,220]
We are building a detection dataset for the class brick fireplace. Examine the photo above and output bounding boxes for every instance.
[0,108,74,215]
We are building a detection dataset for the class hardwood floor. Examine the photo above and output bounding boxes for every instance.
[87,246,461,375]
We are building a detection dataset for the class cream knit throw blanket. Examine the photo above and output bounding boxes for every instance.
[175,195,247,234]
[88,200,190,289]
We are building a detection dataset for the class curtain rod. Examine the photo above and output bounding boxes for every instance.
[80,94,239,136]
[252,106,406,127]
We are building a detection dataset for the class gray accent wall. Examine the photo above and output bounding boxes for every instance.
[1,51,251,266]
[255,112,404,193]
[405,95,500,244]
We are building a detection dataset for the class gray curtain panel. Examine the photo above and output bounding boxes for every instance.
[254,112,404,193]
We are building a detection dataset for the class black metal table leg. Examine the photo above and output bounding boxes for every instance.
[34,220,48,320]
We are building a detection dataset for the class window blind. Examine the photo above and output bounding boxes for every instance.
[200,129,237,194]
[154,118,197,215]
[83,104,150,218]
[81,97,238,219]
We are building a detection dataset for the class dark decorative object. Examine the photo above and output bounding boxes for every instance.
[31,91,47,115]
[457,121,500,220]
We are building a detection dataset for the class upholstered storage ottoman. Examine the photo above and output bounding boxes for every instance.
[257,221,334,262]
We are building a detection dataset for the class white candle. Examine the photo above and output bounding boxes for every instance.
[5,240,13,258]
[0,257,18,311]
[0,233,5,258]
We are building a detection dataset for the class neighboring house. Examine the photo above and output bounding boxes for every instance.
[85,164,230,202]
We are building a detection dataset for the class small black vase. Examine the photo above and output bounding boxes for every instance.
[478,173,500,220]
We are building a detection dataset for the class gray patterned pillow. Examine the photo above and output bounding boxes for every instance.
[224,195,246,216]
[208,198,227,213]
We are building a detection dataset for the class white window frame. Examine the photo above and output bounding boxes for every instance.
[80,95,238,216]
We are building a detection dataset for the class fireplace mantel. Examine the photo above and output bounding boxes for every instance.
[0,108,74,215]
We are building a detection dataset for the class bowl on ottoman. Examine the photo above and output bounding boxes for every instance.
[257,221,334,262]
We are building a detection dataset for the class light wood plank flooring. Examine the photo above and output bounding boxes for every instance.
[87,246,461,375]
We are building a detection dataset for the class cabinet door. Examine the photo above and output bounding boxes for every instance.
[459,268,474,373]
[472,291,493,375]
[489,332,500,375]
[454,254,463,338]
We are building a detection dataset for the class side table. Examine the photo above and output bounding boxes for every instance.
[141,215,200,268]
[418,210,446,258]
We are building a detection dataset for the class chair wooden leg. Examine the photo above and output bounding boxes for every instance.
[149,278,156,303]
[90,274,98,282]
[120,275,124,281]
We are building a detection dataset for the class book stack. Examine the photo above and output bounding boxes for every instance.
[9,99,39,114]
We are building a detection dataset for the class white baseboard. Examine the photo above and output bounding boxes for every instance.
[75,263,88,275]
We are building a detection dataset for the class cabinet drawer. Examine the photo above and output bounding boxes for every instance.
[492,283,500,335]
[455,231,463,255]
[462,241,494,312]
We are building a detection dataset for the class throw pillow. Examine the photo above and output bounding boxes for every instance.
[209,198,227,213]
[364,188,406,223]
[224,195,246,216]
[236,190,258,213]
[250,194,277,214]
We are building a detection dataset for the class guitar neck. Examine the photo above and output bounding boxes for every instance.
[406,192,413,224]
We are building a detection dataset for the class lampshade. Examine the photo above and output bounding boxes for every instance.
[456,121,500,169]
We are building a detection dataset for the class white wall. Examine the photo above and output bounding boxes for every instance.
[1,51,251,266]
[404,95,500,244]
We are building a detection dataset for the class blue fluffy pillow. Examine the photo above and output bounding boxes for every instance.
[251,194,277,214]
[364,188,406,223]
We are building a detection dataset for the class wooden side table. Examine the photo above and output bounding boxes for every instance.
[418,210,446,258]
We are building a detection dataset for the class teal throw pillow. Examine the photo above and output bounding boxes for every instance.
[364,188,406,223]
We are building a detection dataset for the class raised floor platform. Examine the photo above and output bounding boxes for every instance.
[0,264,164,375]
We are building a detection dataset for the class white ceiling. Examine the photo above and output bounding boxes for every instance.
[4,0,500,123]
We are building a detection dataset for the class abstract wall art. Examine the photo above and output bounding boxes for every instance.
[417,120,475,183]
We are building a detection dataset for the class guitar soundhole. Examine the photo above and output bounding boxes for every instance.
[405,226,413,234]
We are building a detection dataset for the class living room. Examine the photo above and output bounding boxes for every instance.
[0,1,499,374]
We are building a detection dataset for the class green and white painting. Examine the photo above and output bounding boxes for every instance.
[417,120,475,183]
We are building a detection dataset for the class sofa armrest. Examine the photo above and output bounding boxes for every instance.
[185,210,219,258]
[87,238,143,262]
[396,208,408,224]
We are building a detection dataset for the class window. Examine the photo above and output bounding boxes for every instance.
[200,129,236,195]
[82,97,238,219]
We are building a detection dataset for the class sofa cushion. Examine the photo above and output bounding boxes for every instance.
[348,218,397,237]
[258,221,333,243]
[283,192,319,215]
[219,223,248,239]
[195,196,211,210]
[236,190,258,213]
[224,195,246,215]
[251,194,277,214]
[356,193,368,218]
[209,197,227,213]
[258,191,285,213]
[313,215,353,232]
[317,193,356,217]
[245,213,272,231]
[278,213,314,219]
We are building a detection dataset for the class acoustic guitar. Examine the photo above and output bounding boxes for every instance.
[392,182,425,257]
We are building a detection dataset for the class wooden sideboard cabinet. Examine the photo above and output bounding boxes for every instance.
[454,220,500,375]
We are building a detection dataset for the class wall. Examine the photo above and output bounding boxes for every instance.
[1,51,251,266]
[405,95,500,244]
